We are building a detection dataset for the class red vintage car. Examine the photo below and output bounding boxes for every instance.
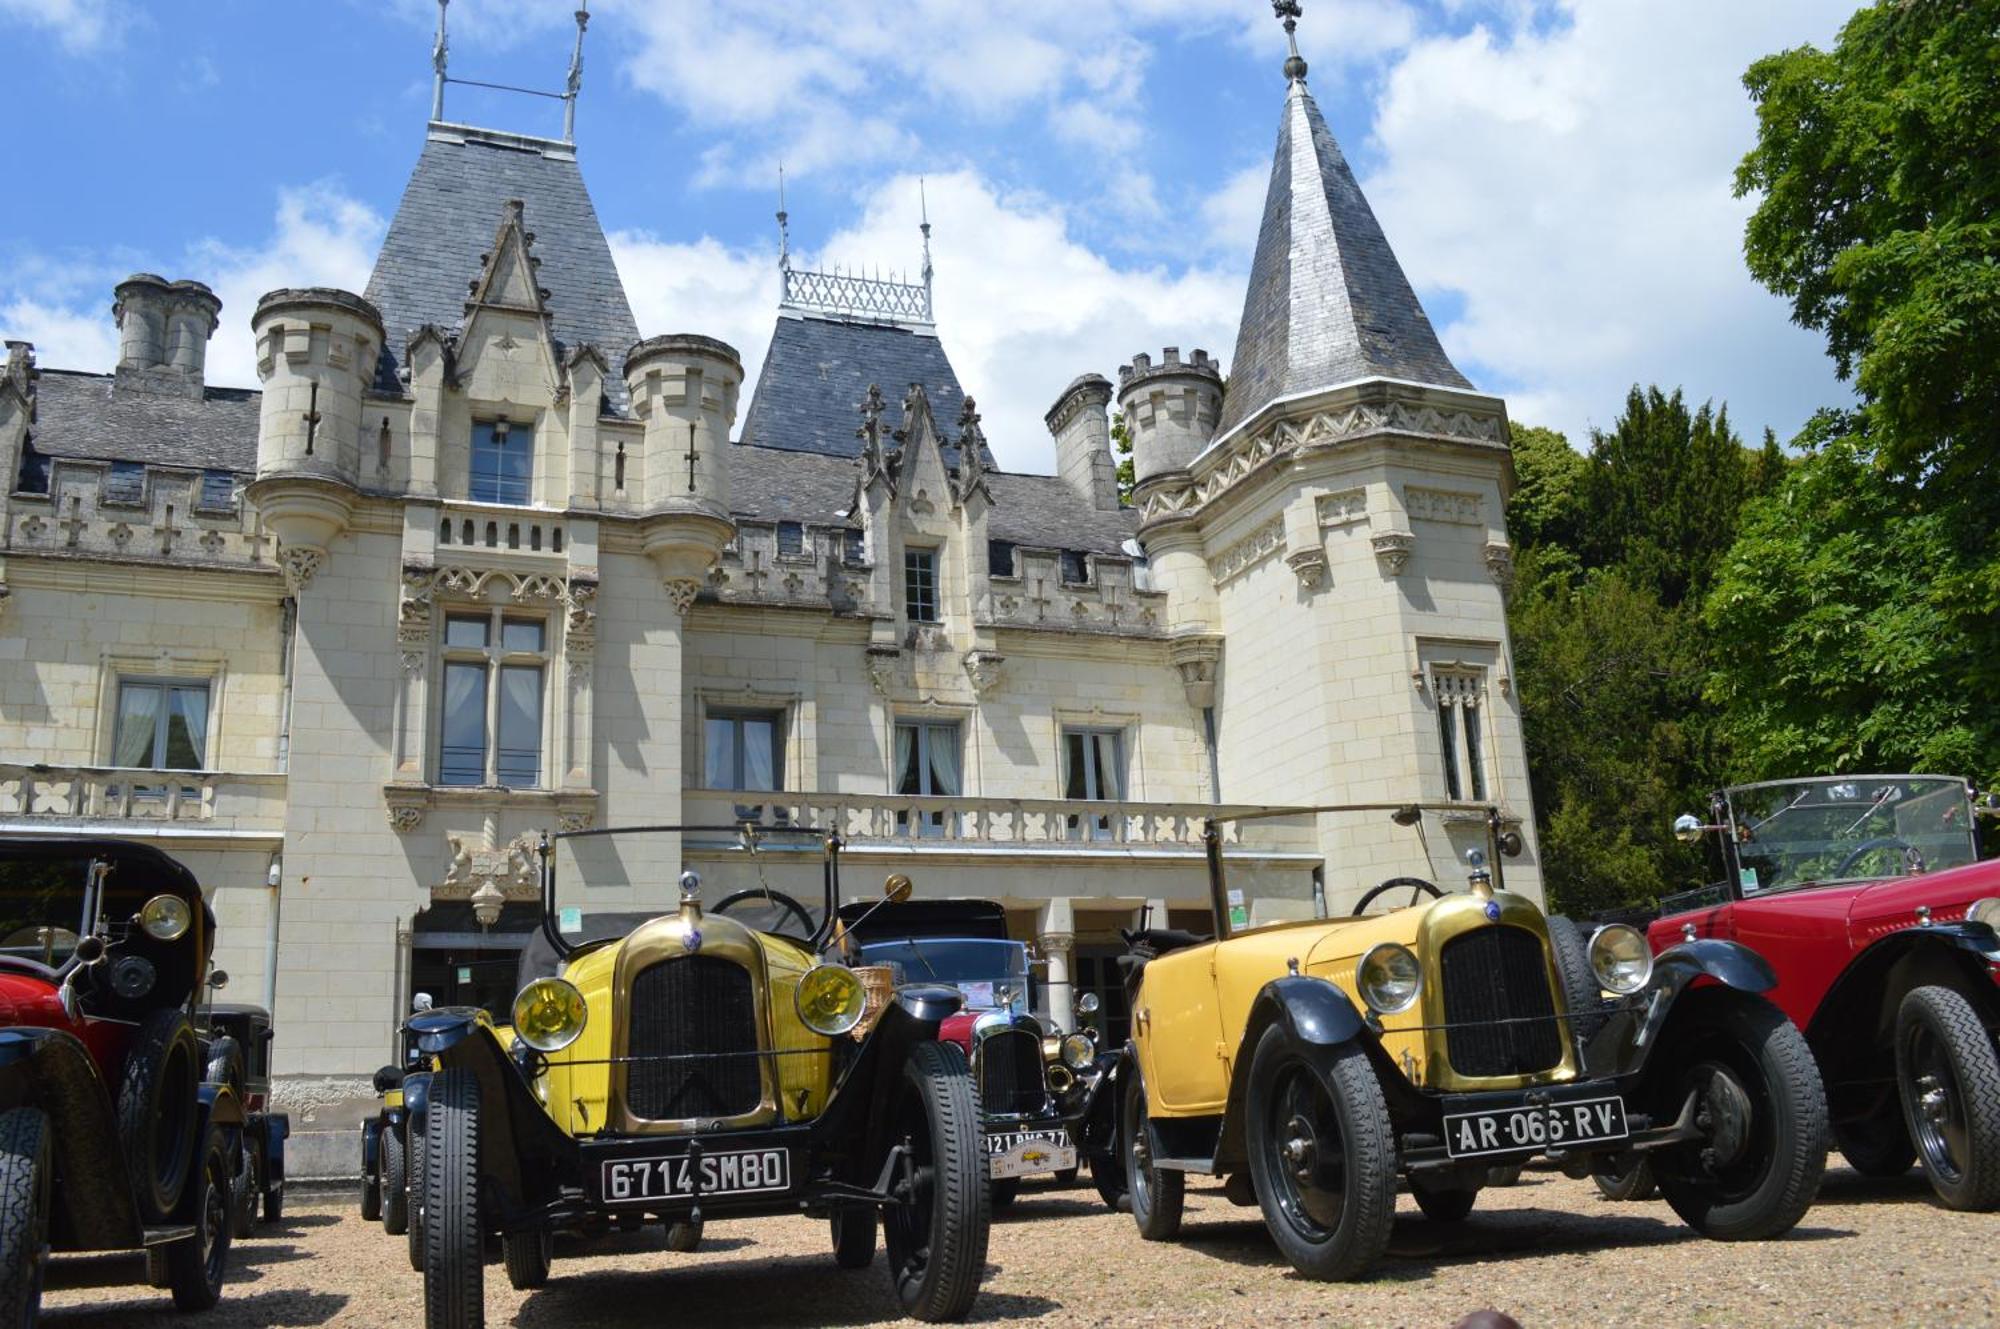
[1648,776,2000,1211]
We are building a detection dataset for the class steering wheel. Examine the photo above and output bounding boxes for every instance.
[1832,836,1912,879]
[711,887,817,939]
[1352,876,1445,915]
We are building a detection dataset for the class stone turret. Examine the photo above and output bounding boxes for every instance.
[112,274,222,398]
[1045,373,1119,512]
[624,334,742,600]
[1117,348,1222,493]
[246,287,383,589]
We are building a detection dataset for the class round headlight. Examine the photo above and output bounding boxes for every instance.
[1966,897,2000,932]
[796,963,866,1037]
[1588,924,1653,995]
[511,977,587,1052]
[1060,1032,1095,1068]
[139,894,192,941]
[1356,943,1422,1014]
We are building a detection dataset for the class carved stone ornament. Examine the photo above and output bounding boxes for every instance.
[663,577,700,617]
[865,645,901,698]
[384,785,430,833]
[398,563,434,645]
[557,809,594,834]
[278,545,324,591]
[1371,530,1415,576]
[1483,540,1516,591]
[1168,636,1223,711]
[438,830,542,902]
[565,578,598,656]
[962,649,1005,698]
[1286,547,1329,589]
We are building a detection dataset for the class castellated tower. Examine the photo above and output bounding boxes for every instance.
[1117,347,1223,489]
[247,287,383,588]
[624,333,742,595]
[113,274,222,397]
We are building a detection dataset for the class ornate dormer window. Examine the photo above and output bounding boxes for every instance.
[470,419,532,505]
[1432,668,1488,801]
[904,548,940,623]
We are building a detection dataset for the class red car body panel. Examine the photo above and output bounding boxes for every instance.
[0,971,131,1075]
[1649,857,2000,1033]
[938,1010,978,1057]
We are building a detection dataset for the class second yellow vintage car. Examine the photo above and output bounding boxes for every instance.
[1109,804,1830,1280]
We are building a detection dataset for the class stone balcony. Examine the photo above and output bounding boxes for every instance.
[0,763,286,841]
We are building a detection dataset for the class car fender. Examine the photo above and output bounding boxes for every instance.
[175,1087,245,1224]
[426,1020,575,1225]
[1804,922,2000,1076]
[1581,939,1777,1079]
[1213,978,1372,1167]
[816,992,965,1185]
[360,1115,382,1178]
[0,1026,144,1249]
[407,1006,491,1058]
[1073,1050,1125,1159]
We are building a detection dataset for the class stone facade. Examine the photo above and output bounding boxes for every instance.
[0,44,1539,1083]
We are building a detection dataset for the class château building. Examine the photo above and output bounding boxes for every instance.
[0,10,1536,1095]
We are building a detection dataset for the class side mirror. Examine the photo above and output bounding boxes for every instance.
[1497,829,1524,858]
[883,873,914,903]
[1672,813,1706,844]
[1076,992,1101,1016]
[207,970,229,991]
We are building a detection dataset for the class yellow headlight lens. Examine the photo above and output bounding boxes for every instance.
[1060,1033,1095,1068]
[796,963,866,1037]
[511,978,587,1052]
[1587,924,1654,995]
[1966,897,2000,932]
[139,894,192,942]
[1356,943,1422,1014]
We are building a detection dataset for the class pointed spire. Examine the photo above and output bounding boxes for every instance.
[431,0,450,122]
[562,4,589,142]
[919,178,934,286]
[1273,0,1308,84]
[776,163,791,271]
[1215,16,1470,438]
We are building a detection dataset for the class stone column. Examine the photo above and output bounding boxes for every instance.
[562,579,597,792]
[392,566,433,785]
[1039,897,1077,1032]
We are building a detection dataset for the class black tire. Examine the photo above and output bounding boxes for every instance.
[1484,1162,1524,1187]
[118,1009,202,1223]
[0,1107,52,1327]
[230,1132,258,1240]
[422,1069,484,1329]
[263,1187,283,1226]
[1409,1176,1477,1223]
[1052,1166,1079,1187]
[830,1205,875,1268]
[163,1124,234,1312]
[1651,996,1827,1240]
[360,1122,381,1223]
[1592,1157,1658,1201]
[406,1120,425,1272]
[880,1041,988,1322]
[382,1120,410,1236]
[664,1218,702,1253]
[1833,1111,1916,1179]
[1123,1067,1183,1240]
[502,1230,552,1291]
[1894,985,2000,1211]
[988,1178,1020,1211]
[1243,1026,1396,1280]
[1090,1150,1130,1213]
[1546,916,1609,1045]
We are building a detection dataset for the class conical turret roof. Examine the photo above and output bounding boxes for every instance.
[1216,76,1470,438]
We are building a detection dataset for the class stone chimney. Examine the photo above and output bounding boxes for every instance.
[113,274,222,398]
[1045,373,1120,511]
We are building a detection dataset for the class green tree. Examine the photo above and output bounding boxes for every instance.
[1505,422,1587,553]
[1111,410,1135,503]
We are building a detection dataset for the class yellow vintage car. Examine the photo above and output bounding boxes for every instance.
[401,823,990,1328]
[1111,803,1830,1280]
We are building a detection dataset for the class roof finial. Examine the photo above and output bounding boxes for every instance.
[776,162,791,272]
[431,0,450,122]
[919,177,934,319]
[1273,0,1308,83]
[562,3,589,142]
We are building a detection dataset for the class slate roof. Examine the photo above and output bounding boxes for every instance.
[24,370,258,472]
[736,314,992,470]
[364,129,641,412]
[1216,77,1471,439]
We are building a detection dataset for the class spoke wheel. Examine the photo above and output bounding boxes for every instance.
[880,1041,987,1322]
[1243,1025,1395,1280]
[1894,986,2000,1211]
[164,1124,234,1312]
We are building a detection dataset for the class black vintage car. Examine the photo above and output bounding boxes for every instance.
[0,837,243,1320]
[199,1002,289,1234]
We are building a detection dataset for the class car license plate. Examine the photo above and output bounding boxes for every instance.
[600,1147,791,1204]
[1443,1095,1628,1159]
[985,1128,1076,1180]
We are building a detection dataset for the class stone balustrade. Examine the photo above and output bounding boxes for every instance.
[0,763,287,835]
[433,500,570,557]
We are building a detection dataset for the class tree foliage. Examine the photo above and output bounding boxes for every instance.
[1111,410,1135,503]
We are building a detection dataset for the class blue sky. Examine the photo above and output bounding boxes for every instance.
[1,0,1855,473]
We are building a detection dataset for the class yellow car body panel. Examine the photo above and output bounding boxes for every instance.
[1137,893,1581,1119]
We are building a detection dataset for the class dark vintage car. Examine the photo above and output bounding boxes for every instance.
[199,1001,289,1235]
[0,837,242,1320]
[1102,804,1831,1280]
[838,899,1089,1207]
[1649,776,2000,1210]
[401,824,990,1328]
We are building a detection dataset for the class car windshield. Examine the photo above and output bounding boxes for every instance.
[1725,776,1978,893]
[551,824,836,948]
[0,855,94,967]
[858,938,1028,1013]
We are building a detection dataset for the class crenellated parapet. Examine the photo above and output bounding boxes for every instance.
[7,457,275,575]
[1118,348,1223,496]
[984,547,1164,637]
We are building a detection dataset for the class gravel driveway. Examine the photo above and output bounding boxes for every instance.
[39,1166,2000,1327]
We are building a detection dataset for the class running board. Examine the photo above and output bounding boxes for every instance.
[141,1225,197,1247]
[1151,1156,1218,1174]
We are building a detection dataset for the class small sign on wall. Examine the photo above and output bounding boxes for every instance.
[457,966,473,983]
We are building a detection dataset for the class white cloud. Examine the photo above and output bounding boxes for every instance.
[1362,0,1854,444]
[0,183,383,389]
[610,231,782,404]
[0,0,121,53]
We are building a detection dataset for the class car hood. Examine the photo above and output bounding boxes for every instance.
[1649,857,2000,952]
[1843,857,2000,940]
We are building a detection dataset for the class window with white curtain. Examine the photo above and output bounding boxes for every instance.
[894,720,960,836]
[705,710,783,791]
[439,611,548,787]
[1432,668,1488,801]
[111,680,210,770]
[1062,727,1125,839]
